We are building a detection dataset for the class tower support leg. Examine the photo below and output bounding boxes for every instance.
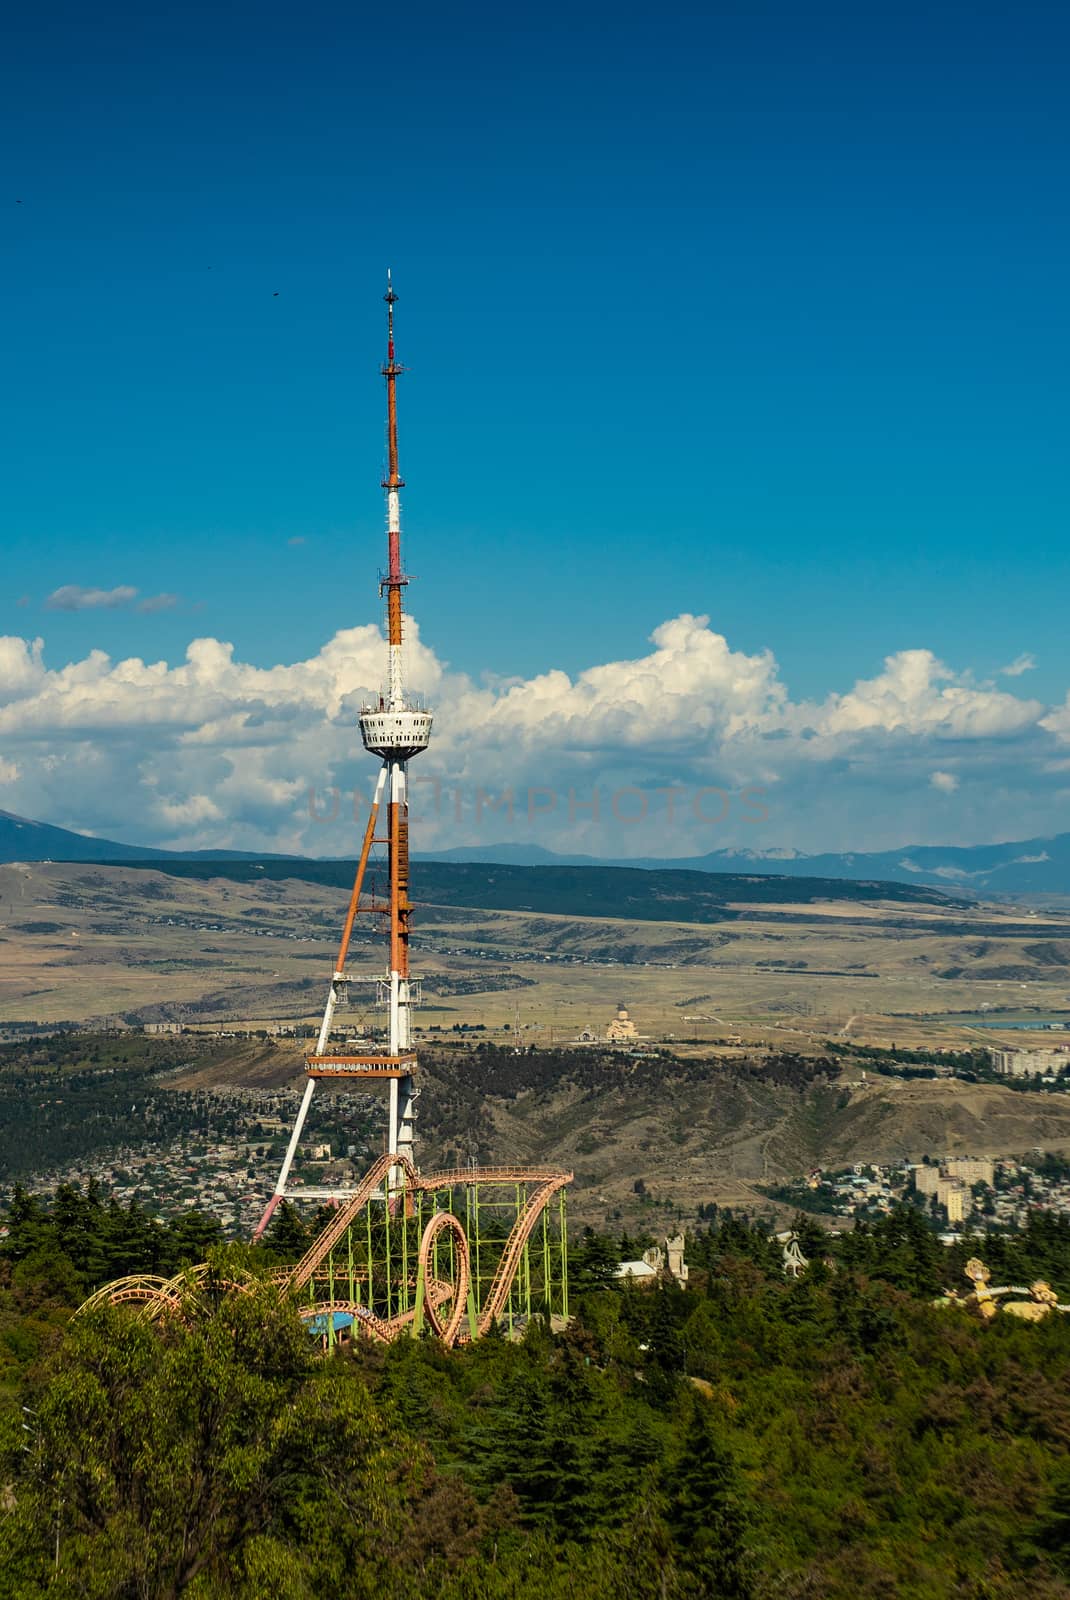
[253,1077,317,1239]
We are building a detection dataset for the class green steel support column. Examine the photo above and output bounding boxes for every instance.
[542,1203,551,1313]
[560,1189,569,1319]
[348,1225,355,1302]
[511,1184,521,1330]
[366,1203,374,1316]
[328,1248,335,1316]
[412,1254,426,1336]
[473,1183,481,1315]
[524,1186,532,1317]
[416,1191,424,1322]
[400,1179,409,1314]
[385,1192,393,1319]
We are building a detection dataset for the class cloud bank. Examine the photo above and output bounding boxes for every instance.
[0,614,1063,857]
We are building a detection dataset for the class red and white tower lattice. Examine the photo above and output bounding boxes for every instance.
[255,275,431,1237]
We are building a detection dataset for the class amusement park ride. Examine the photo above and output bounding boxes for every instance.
[81,282,572,1347]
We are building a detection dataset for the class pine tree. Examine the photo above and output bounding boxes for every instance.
[665,1401,753,1599]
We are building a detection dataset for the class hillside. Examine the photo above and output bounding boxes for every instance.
[395,1047,1070,1216]
[87,856,963,920]
[164,1041,1070,1222]
[26,1029,1070,1226]
[0,810,297,866]
[0,809,167,863]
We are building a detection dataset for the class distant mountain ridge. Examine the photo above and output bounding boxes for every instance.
[0,811,296,865]
[415,835,1070,896]
[2,806,1069,894]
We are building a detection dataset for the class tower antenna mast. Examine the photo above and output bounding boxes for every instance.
[383,268,406,710]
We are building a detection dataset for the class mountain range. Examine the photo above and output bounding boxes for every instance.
[2,808,1069,895]
[414,837,1070,896]
[0,810,294,865]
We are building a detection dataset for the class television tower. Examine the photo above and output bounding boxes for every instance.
[255,275,432,1237]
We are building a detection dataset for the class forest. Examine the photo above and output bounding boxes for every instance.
[3,1191,1070,1596]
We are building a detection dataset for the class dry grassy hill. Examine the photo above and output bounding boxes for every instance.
[3,863,1070,1057]
[156,1040,1070,1224]
[408,1048,1070,1221]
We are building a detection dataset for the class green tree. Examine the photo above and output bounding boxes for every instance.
[572,1227,621,1293]
[0,1277,413,1598]
[665,1400,753,1599]
[1024,1465,1070,1578]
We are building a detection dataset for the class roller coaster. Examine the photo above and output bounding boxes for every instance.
[78,1153,572,1349]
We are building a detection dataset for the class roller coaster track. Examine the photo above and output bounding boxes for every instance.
[417,1165,570,1190]
[75,1265,256,1324]
[418,1211,471,1345]
[286,1159,570,1300]
[469,1170,571,1337]
[297,1275,456,1344]
[77,1275,176,1316]
[286,1150,417,1290]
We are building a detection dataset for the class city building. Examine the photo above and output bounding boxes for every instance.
[616,1234,689,1287]
[945,1157,995,1187]
[914,1159,992,1221]
[936,1178,969,1223]
[913,1165,942,1196]
[989,1046,1070,1078]
[616,1250,661,1282]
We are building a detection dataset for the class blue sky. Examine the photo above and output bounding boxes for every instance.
[2,0,1069,854]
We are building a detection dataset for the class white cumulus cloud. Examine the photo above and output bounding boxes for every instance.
[0,615,1058,855]
[816,650,1040,740]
